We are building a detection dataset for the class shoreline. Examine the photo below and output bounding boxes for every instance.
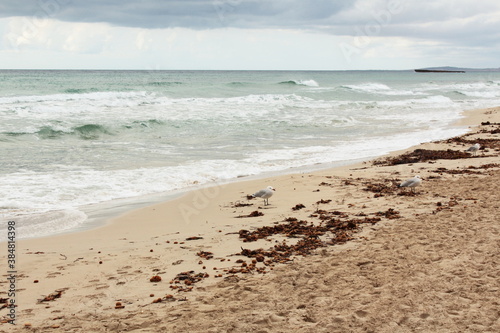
[1,106,499,332]
[10,117,470,242]
[8,156,374,242]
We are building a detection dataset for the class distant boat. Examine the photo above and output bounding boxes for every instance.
[414,69,465,73]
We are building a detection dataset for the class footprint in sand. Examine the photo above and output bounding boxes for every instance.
[354,310,369,318]
[46,272,62,278]
[420,313,431,319]
[95,284,110,290]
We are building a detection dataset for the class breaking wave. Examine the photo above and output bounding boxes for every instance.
[279,80,319,87]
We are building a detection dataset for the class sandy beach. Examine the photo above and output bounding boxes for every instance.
[1,106,499,332]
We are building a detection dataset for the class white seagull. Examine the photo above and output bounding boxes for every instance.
[398,175,422,193]
[465,143,480,156]
[252,186,275,206]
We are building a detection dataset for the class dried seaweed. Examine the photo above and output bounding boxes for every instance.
[363,182,397,196]
[373,149,472,166]
[0,298,8,310]
[432,198,460,214]
[316,199,332,204]
[239,220,324,243]
[185,236,203,241]
[152,294,184,303]
[432,168,482,175]
[399,188,424,196]
[480,127,500,135]
[233,202,253,207]
[235,208,398,270]
[196,251,214,260]
[149,275,162,282]
[432,163,500,175]
[38,289,66,303]
[239,236,326,264]
[292,204,306,211]
[440,137,500,149]
[469,163,500,169]
[374,208,401,219]
[169,271,209,292]
[235,210,264,218]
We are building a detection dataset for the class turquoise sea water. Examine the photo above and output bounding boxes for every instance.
[1,70,500,239]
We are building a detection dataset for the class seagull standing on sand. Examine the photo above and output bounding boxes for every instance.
[465,143,480,156]
[398,175,422,193]
[252,186,275,206]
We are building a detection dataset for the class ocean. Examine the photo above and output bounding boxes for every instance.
[1,70,500,240]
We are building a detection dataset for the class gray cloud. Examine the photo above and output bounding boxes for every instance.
[0,1,355,29]
[1,0,499,46]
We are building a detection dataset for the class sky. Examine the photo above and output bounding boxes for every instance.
[0,0,499,70]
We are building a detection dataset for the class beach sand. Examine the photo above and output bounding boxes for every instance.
[1,107,499,332]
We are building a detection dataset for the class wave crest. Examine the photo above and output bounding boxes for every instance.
[37,126,66,139]
[73,124,111,140]
[1,121,171,140]
[342,82,425,96]
[279,79,319,87]
[148,81,183,86]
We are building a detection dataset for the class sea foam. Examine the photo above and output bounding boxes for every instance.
[2,70,500,239]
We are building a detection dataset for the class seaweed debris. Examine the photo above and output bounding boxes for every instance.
[239,220,324,243]
[479,126,500,135]
[473,163,500,169]
[479,121,500,134]
[38,289,67,303]
[439,137,500,149]
[169,271,209,292]
[375,208,401,219]
[432,163,500,175]
[152,294,186,303]
[292,203,306,211]
[363,180,398,197]
[239,237,326,265]
[316,199,332,204]
[236,208,397,267]
[373,149,472,166]
[432,168,482,175]
[0,298,8,310]
[432,198,460,214]
[236,210,264,218]
[185,236,204,241]
[149,275,162,282]
[196,251,214,260]
[233,202,253,207]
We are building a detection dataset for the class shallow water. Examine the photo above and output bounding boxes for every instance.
[1,70,500,239]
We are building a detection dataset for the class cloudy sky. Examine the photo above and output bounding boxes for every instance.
[1,0,499,70]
